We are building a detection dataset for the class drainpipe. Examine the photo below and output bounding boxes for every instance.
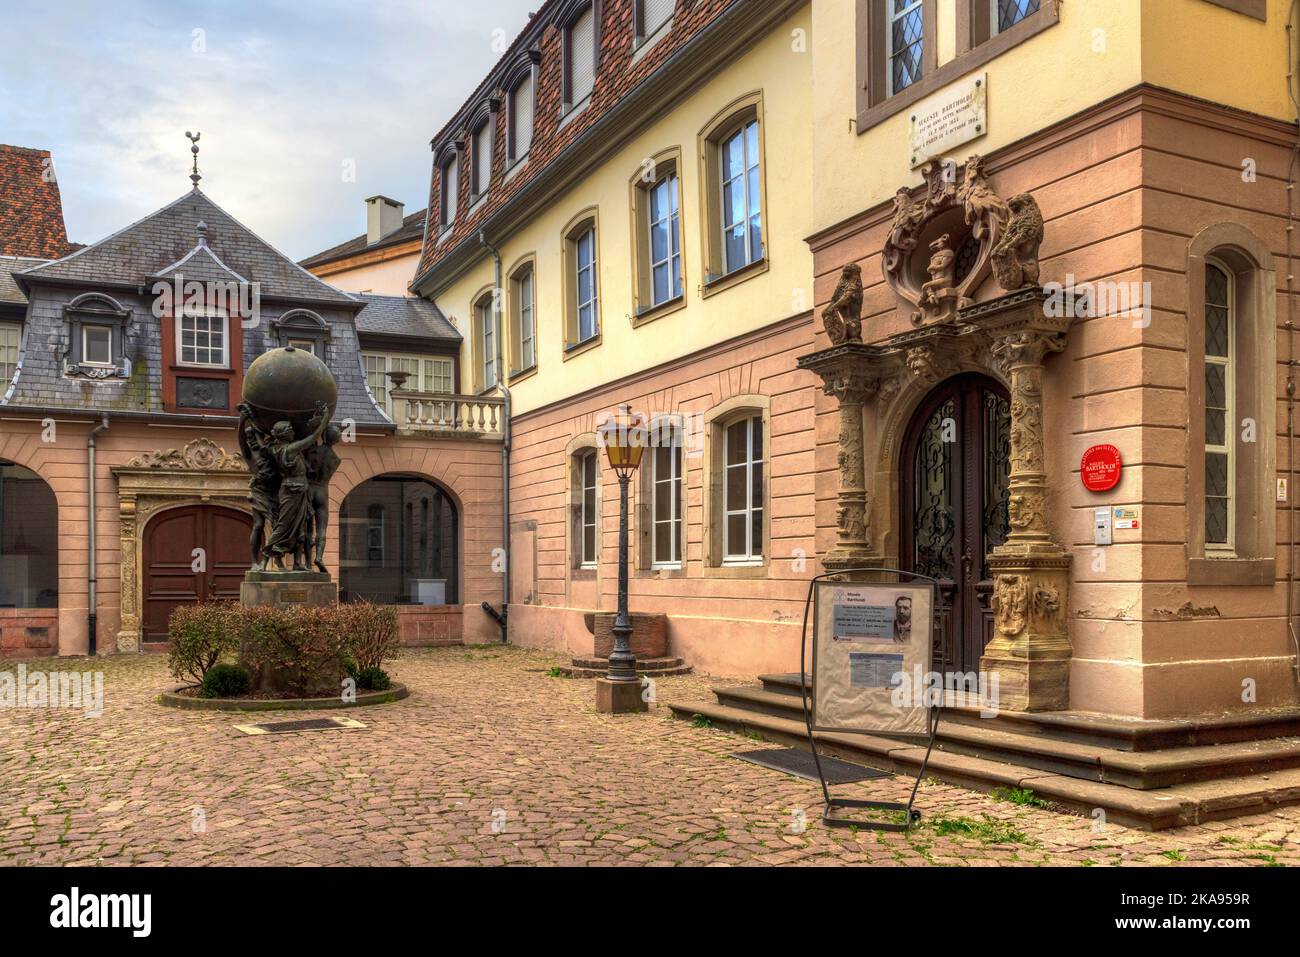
[87,413,109,656]
[479,230,511,642]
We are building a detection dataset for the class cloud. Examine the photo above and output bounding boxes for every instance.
[0,0,535,260]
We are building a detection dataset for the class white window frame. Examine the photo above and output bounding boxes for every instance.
[887,0,924,97]
[0,323,20,382]
[362,352,457,414]
[722,415,764,565]
[1205,257,1235,555]
[579,449,598,569]
[651,424,683,568]
[81,323,114,368]
[175,306,229,369]
[472,120,493,198]
[574,225,599,343]
[440,157,459,229]
[647,172,682,307]
[719,119,763,275]
[514,266,536,372]
[478,296,498,390]
[287,338,316,355]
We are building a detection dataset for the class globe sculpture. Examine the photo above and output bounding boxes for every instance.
[237,346,343,577]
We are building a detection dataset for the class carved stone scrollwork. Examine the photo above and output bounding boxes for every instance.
[125,438,247,472]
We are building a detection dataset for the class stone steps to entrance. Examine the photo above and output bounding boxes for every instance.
[561,657,692,679]
[667,678,1300,830]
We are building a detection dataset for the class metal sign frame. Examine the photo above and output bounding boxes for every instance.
[798,568,943,832]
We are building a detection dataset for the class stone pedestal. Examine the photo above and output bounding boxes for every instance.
[584,611,667,659]
[596,677,648,714]
[240,571,340,695]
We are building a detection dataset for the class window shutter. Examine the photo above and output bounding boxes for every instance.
[511,75,533,159]
[567,6,595,104]
[474,123,492,194]
[640,0,674,36]
[442,160,458,225]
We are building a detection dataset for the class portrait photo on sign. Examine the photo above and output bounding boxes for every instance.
[813,581,934,737]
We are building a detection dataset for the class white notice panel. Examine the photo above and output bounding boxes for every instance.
[812,581,934,736]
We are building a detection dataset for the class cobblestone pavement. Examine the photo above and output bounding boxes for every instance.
[1,646,1298,866]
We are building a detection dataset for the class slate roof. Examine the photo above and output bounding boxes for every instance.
[20,188,358,306]
[353,294,460,342]
[300,208,426,269]
[0,255,48,304]
[0,145,73,259]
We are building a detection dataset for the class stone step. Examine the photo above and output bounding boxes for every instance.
[665,698,1300,830]
[756,674,1300,751]
[716,685,1300,789]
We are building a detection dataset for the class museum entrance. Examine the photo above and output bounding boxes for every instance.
[900,373,1011,675]
[141,504,252,645]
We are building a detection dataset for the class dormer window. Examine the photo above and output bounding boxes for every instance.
[81,324,114,366]
[177,306,228,368]
[563,3,597,110]
[472,119,493,200]
[440,155,459,229]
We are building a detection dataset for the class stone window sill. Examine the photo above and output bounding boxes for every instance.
[702,256,768,299]
[631,294,686,328]
[1186,557,1275,587]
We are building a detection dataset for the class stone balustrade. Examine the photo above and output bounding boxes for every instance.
[389,391,505,440]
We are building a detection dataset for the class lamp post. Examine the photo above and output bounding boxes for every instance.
[595,404,648,713]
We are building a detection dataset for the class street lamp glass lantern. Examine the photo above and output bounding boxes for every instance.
[599,404,648,477]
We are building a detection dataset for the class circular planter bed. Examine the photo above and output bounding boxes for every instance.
[157,682,408,712]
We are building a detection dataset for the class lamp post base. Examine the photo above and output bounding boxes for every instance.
[596,677,648,714]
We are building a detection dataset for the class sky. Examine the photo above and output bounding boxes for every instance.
[0,0,535,260]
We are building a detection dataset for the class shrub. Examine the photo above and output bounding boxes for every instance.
[354,666,391,691]
[239,604,351,698]
[200,663,251,699]
[340,602,399,671]
[167,603,239,684]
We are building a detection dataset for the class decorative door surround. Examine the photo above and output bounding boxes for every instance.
[111,438,250,652]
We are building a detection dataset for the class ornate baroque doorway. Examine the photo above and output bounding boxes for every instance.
[900,373,1010,674]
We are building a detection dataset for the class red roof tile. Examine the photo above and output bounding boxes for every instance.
[0,144,72,259]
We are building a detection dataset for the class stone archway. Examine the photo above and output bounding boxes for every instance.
[112,438,250,652]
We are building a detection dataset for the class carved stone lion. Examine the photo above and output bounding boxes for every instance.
[991,193,1045,291]
[821,263,863,345]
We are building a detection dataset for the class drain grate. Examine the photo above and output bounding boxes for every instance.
[733,747,890,784]
[234,716,366,736]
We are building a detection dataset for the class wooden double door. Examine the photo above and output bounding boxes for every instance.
[900,374,1011,675]
[142,504,252,644]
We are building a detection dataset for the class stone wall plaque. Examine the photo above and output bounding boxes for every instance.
[909,72,987,169]
[176,376,230,411]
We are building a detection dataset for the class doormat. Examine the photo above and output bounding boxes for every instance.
[733,748,891,784]
[234,716,366,736]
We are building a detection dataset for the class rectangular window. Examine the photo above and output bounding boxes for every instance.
[648,173,682,307]
[82,324,113,366]
[478,297,497,390]
[423,357,453,394]
[514,266,536,371]
[575,226,599,343]
[580,450,598,567]
[0,323,19,382]
[509,74,534,163]
[566,4,596,106]
[720,120,762,274]
[363,352,456,413]
[177,308,228,367]
[363,354,388,412]
[287,338,316,355]
[472,121,492,197]
[888,0,924,95]
[723,416,764,563]
[652,428,683,567]
[1205,261,1234,550]
[367,506,385,567]
[440,159,458,227]
[994,0,1039,33]
[637,0,674,38]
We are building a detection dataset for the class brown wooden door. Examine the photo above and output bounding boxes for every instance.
[900,374,1010,675]
[142,505,252,644]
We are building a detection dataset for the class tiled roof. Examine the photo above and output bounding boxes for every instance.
[20,188,358,306]
[0,144,73,259]
[353,293,460,342]
[0,255,48,304]
[300,208,427,269]
[416,0,739,282]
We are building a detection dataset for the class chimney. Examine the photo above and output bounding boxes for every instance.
[366,195,405,245]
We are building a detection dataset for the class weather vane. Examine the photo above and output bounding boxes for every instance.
[185,131,201,188]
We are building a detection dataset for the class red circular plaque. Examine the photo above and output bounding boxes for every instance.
[1081,444,1122,492]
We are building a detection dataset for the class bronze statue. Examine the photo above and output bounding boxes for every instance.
[821,263,864,345]
[991,192,1045,290]
[238,402,278,570]
[303,425,343,573]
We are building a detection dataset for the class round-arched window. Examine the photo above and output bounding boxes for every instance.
[0,460,59,608]
[339,475,458,605]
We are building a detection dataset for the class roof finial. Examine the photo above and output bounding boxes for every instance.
[185,131,201,189]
